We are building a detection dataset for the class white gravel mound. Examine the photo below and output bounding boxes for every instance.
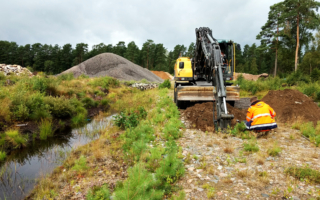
[60,53,163,83]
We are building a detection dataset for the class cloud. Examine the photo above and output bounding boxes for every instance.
[0,0,283,50]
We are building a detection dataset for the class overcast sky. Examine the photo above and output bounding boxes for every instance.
[0,0,283,51]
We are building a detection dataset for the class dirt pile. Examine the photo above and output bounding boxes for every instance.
[234,72,268,81]
[262,89,320,124]
[183,102,247,131]
[60,53,163,82]
[151,71,173,80]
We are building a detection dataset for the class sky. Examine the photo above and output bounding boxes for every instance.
[0,0,284,51]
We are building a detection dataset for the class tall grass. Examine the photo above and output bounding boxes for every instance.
[39,119,53,140]
[4,129,27,148]
[0,151,6,162]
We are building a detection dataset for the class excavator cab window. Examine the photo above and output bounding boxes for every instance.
[179,62,184,69]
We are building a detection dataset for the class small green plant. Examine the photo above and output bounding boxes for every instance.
[285,166,320,184]
[39,119,53,140]
[159,79,171,89]
[114,163,164,199]
[71,155,89,172]
[267,142,281,156]
[206,186,216,198]
[243,139,259,152]
[0,151,6,162]
[87,184,110,200]
[4,129,27,148]
[58,73,74,81]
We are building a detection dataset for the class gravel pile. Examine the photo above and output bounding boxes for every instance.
[60,53,163,82]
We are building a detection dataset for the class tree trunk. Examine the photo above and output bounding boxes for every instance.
[310,63,312,75]
[274,48,278,77]
[295,14,300,72]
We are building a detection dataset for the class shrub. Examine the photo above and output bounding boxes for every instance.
[71,155,89,172]
[0,98,12,122]
[315,135,320,147]
[163,118,183,139]
[231,122,247,136]
[82,97,98,108]
[89,76,119,89]
[155,140,185,193]
[0,151,6,162]
[159,79,171,89]
[243,139,259,152]
[300,122,316,138]
[78,74,89,79]
[44,96,76,118]
[30,76,49,93]
[13,104,29,121]
[114,163,164,200]
[39,119,53,140]
[4,129,27,148]
[71,113,87,127]
[267,143,281,156]
[86,184,110,200]
[58,73,74,81]
[285,166,320,184]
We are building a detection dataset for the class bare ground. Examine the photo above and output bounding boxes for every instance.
[176,115,320,199]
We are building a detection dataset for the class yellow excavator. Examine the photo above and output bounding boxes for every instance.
[173,27,240,130]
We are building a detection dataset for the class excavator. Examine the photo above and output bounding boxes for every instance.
[173,27,240,130]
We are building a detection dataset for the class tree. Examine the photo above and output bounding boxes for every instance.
[153,44,167,71]
[124,41,140,63]
[186,42,195,58]
[280,0,320,71]
[44,60,54,74]
[113,41,126,57]
[250,58,259,74]
[141,40,155,69]
[73,43,88,66]
[257,2,284,76]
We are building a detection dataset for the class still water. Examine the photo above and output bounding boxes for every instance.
[0,115,115,200]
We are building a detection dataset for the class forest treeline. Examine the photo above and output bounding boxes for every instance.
[1,0,320,77]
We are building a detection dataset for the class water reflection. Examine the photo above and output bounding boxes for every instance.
[0,114,115,200]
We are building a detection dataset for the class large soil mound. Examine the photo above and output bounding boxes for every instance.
[60,53,163,82]
[183,102,247,131]
[262,89,320,125]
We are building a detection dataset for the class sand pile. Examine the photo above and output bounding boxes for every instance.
[151,71,173,80]
[262,89,320,125]
[234,73,268,81]
[60,53,163,82]
[183,102,247,131]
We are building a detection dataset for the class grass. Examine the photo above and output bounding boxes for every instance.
[0,151,6,161]
[28,87,185,199]
[267,142,281,157]
[39,119,53,140]
[292,121,320,147]
[243,139,259,153]
[4,129,27,148]
[285,166,320,184]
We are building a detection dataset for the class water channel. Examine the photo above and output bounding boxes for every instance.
[0,114,116,200]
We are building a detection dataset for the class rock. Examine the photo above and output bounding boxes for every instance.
[184,189,192,193]
[210,179,219,184]
[197,188,204,192]
[188,167,194,171]
[219,173,228,177]
[0,64,33,76]
[131,83,158,90]
[292,196,300,200]
[261,193,269,198]
[214,175,220,180]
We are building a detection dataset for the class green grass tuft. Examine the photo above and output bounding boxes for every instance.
[39,119,53,140]
[0,151,6,162]
[243,139,259,152]
[285,166,320,184]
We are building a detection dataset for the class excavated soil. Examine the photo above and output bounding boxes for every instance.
[60,53,163,82]
[183,102,247,131]
[262,89,320,125]
[151,71,173,80]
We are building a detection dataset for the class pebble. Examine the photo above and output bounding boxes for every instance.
[197,188,204,192]
[292,196,300,200]
[210,179,219,184]
[214,175,220,180]
[261,193,269,198]
[184,189,192,193]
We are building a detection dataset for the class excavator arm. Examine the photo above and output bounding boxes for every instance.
[193,27,234,130]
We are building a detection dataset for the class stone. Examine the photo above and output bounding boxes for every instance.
[219,173,228,177]
[214,175,220,180]
[197,188,204,192]
[292,196,300,200]
[187,179,193,183]
[184,189,192,193]
[210,179,219,184]
[188,167,194,171]
[261,193,269,198]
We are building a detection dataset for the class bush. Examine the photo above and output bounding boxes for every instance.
[267,143,281,156]
[89,76,119,89]
[114,107,147,130]
[155,140,185,192]
[44,96,76,118]
[114,163,164,200]
[285,166,320,184]
[87,184,110,200]
[311,68,320,82]
[4,129,27,148]
[159,80,171,89]
[82,97,98,108]
[39,119,53,140]
[71,113,87,127]
[0,151,6,162]
[58,73,74,81]
[163,118,183,139]
[72,155,89,172]
[243,139,259,152]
